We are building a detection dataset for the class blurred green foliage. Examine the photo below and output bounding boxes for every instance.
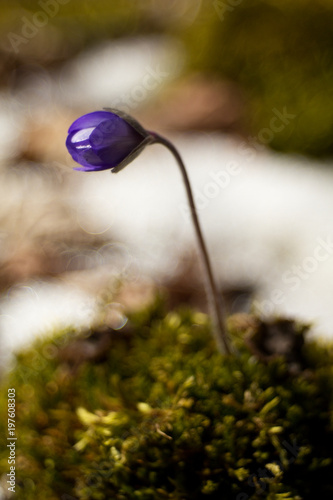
[0,0,162,52]
[2,1,333,155]
[0,299,333,499]
[181,0,333,156]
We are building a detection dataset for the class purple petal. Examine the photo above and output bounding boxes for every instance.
[81,148,116,167]
[88,118,144,167]
[73,165,108,172]
[68,111,116,134]
[95,142,137,167]
[66,133,91,155]
[89,117,143,150]
[66,133,92,167]
[70,127,95,143]
[66,133,104,169]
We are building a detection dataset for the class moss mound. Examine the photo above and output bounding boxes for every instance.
[0,301,333,499]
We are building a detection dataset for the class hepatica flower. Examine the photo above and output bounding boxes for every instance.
[66,109,231,355]
[66,109,153,172]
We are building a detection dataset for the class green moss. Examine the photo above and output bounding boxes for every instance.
[0,301,332,499]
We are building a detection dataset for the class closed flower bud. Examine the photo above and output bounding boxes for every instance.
[66,109,153,172]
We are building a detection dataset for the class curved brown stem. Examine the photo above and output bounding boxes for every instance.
[150,132,231,355]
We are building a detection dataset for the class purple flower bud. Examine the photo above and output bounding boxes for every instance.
[66,109,153,172]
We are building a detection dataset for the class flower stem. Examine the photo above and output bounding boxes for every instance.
[150,132,231,355]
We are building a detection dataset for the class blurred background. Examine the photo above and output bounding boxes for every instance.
[1,0,333,367]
